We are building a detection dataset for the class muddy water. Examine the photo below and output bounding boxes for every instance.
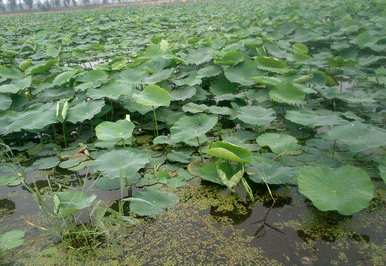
[1,174,385,265]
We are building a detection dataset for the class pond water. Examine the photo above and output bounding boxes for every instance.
[1,172,385,265]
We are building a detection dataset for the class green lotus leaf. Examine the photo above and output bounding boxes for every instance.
[325,122,386,152]
[214,50,245,66]
[252,76,282,87]
[235,105,275,127]
[92,149,150,179]
[182,102,208,113]
[209,75,237,95]
[52,70,78,86]
[0,164,22,187]
[0,66,23,79]
[66,100,105,124]
[130,188,179,217]
[207,141,252,163]
[76,70,109,83]
[188,160,223,185]
[297,165,374,215]
[170,114,218,143]
[182,47,214,65]
[143,68,174,84]
[257,133,300,154]
[53,191,97,217]
[197,65,222,78]
[216,161,244,190]
[0,230,25,251]
[269,81,306,106]
[285,109,347,128]
[378,165,386,183]
[247,156,297,185]
[4,103,56,134]
[224,59,261,86]
[133,84,171,107]
[95,175,141,191]
[26,59,57,75]
[170,86,197,101]
[256,56,289,74]
[0,76,31,94]
[32,157,60,170]
[96,117,135,142]
[87,79,134,100]
[0,94,12,111]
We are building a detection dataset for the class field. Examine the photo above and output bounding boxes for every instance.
[0,0,385,265]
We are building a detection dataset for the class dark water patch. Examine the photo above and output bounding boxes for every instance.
[0,198,16,216]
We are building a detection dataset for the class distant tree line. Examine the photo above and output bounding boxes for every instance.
[0,0,138,12]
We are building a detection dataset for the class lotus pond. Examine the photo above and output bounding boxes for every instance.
[0,0,385,265]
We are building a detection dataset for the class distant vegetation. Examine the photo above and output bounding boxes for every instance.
[0,0,170,12]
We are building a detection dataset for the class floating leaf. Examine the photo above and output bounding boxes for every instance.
[0,164,22,187]
[130,188,179,217]
[0,230,25,251]
[297,165,374,215]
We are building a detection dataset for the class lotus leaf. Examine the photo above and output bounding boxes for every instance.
[297,165,374,215]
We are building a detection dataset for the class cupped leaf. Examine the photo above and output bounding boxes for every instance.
[188,160,223,185]
[133,84,171,107]
[95,116,135,142]
[170,114,218,143]
[297,165,374,215]
[129,188,179,217]
[53,191,97,217]
[207,141,252,163]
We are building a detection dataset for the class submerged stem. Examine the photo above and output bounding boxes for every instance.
[197,137,203,162]
[152,107,159,137]
[62,122,67,147]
